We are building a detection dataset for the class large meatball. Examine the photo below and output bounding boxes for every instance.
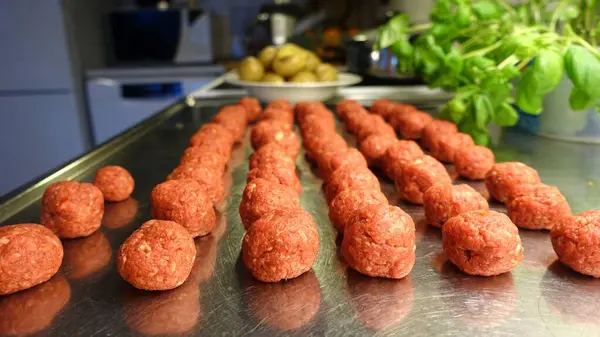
[324,166,381,203]
[240,97,262,122]
[298,111,336,135]
[251,120,300,158]
[0,224,63,295]
[242,210,319,282]
[179,146,228,171]
[421,119,458,149]
[551,210,600,277]
[249,142,297,170]
[430,132,474,163]
[485,162,541,203]
[302,134,346,160]
[261,107,295,127]
[213,105,248,141]
[117,220,196,291]
[442,210,524,276]
[423,183,489,228]
[388,110,433,139]
[394,155,452,204]
[93,166,135,202]
[317,147,368,180]
[381,140,424,178]
[329,188,388,234]
[342,204,415,279]
[41,181,104,239]
[360,134,396,167]
[239,178,301,229]
[355,114,396,141]
[189,123,234,155]
[454,145,495,180]
[506,184,571,230]
[247,165,302,195]
[370,99,396,119]
[166,164,225,204]
[151,179,216,237]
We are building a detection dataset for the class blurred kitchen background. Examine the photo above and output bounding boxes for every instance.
[0,0,433,197]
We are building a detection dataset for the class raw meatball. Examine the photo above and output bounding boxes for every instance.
[296,102,328,123]
[298,111,336,134]
[336,99,363,119]
[179,146,228,171]
[240,97,262,122]
[62,230,111,279]
[395,155,452,204]
[242,210,319,282]
[329,188,388,234]
[239,178,301,229]
[266,99,293,112]
[93,166,135,202]
[303,134,346,160]
[443,210,524,276]
[249,142,296,170]
[370,99,396,119]
[423,183,489,228]
[261,107,295,127]
[388,110,433,139]
[506,184,571,230]
[551,210,600,277]
[381,140,424,178]
[166,164,225,204]
[247,165,302,195]
[151,179,216,237]
[41,181,104,239]
[0,224,63,295]
[213,105,248,141]
[251,120,300,158]
[430,132,474,163]
[324,166,381,203]
[485,162,541,203]
[343,109,371,135]
[360,134,397,167]
[421,119,458,149]
[117,220,196,291]
[317,147,368,180]
[454,145,495,180]
[342,204,415,279]
[355,114,396,141]
[189,123,234,154]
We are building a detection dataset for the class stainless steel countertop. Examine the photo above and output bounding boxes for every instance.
[1,95,600,337]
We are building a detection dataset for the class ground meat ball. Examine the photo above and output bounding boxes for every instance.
[179,146,228,171]
[443,210,524,276]
[62,230,112,279]
[92,165,135,202]
[421,119,458,149]
[261,107,295,127]
[240,97,262,122]
[381,140,424,178]
[103,197,138,229]
[355,115,396,141]
[266,99,293,112]
[166,165,225,204]
[343,109,371,135]
[298,111,336,133]
[212,105,248,141]
[324,166,381,203]
[551,210,600,277]
[423,184,489,228]
[41,181,104,239]
[296,102,328,123]
[117,220,196,291]
[430,132,474,163]
[189,123,234,152]
[395,155,452,204]
[151,179,216,237]
[454,145,495,180]
[302,134,346,159]
[318,147,368,180]
[329,188,388,234]
[239,178,301,229]
[360,134,397,167]
[247,165,302,195]
[370,99,396,119]
[485,162,541,203]
[388,110,433,139]
[251,120,300,158]
[342,204,416,279]
[249,142,296,170]
[242,210,319,282]
[506,184,571,230]
[336,99,363,118]
[0,224,63,295]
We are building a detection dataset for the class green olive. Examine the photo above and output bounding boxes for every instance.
[304,51,321,72]
[258,46,277,68]
[262,72,285,83]
[289,71,318,83]
[315,63,339,82]
[272,51,307,77]
[239,56,265,81]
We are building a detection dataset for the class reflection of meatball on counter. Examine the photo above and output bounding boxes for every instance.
[93,165,135,202]
[551,210,600,277]
[423,183,489,228]
[62,230,112,280]
[485,162,541,203]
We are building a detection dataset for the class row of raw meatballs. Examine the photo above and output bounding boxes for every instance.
[239,99,319,283]
[296,101,416,279]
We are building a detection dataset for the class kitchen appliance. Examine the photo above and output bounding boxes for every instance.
[108,8,213,64]
[245,1,303,55]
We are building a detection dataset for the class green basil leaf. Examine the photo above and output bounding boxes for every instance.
[390,37,413,57]
[374,14,409,50]
[493,102,519,126]
[564,45,600,98]
[560,5,580,21]
[473,0,502,20]
[457,3,473,27]
[569,86,596,110]
[516,49,564,114]
[459,117,490,146]
[445,97,468,124]
[516,84,544,114]
[481,76,512,109]
[431,0,453,22]
[473,94,493,130]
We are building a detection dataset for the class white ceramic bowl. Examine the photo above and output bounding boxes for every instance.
[224,71,362,103]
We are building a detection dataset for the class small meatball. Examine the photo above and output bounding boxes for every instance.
[506,184,571,230]
[151,179,216,237]
[421,119,458,149]
[249,142,296,170]
[325,166,381,203]
[240,97,262,122]
[103,197,138,229]
[261,107,295,127]
[298,111,336,133]
[166,165,225,204]
[179,146,228,171]
[423,184,489,228]
[296,102,328,123]
[442,210,524,276]
[370,99,396,119]
[189,123,234,153]
[242,210,319,282]
[62,230,111,280]
[317,147,368,180]
[0,224,63,295]
[329,188,388,234]
[93,166,135,202]
[118,220,196,290]
[394,155,452,204]
[381,140,424,178]
[336,99,363,118]
[485,162,541,203]
[388,110,433,139]
[343,108,371,135]
[454,145,495,180]
[266,99,293,112]
[41,181,104,239]
[251,120,300,158]
[239,178,301,229]
[360,134,397,167]
[430,132,474,163]
[551,210,600,277]
[213,105,248,141]
[247,165,302,195]
[342,204,415,279]
[302,134,347,159]
[355,115,396,141]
